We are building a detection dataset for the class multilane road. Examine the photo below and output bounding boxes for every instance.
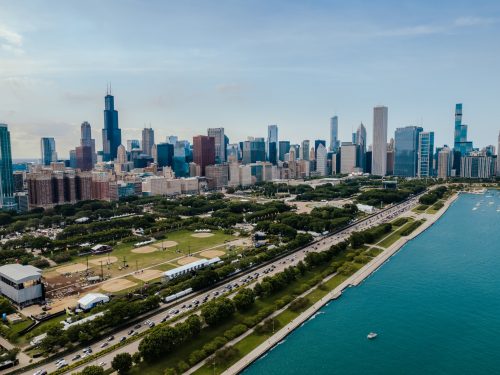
[22,195,421,375]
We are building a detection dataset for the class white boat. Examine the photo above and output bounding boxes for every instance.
[367,332,378,339]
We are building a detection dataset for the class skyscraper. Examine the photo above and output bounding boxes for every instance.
[394,126,422,177]
[418,132,435,177]
[437,146,452,178]
[372,106,388,176]
[242,138,266,164]
[315,143,328,176]
[207,128,225,164]
[330,116,339,152]
[193,135,215,176]
[314,140,326,160]
[453,103,473,155]
[102,90,121,161]
[156,143,174,168]
[340,142,357,174]
[278,141,290,162]
[301,140,310,161]
[142,127,155,157]
[0,124,16,210]
[497,132,500,176]
[267,125,278,164]
[127,139,140,152]
[355,123,367,171]
[80,121,96,164]
[40,137,57,166]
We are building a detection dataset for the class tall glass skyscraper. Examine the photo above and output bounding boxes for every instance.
[0,124,16,210]
[355,123,367,171]
[418,131,435,177]
[394,126,422,177]
[102,91,121,161]
[267,125,278,164]
[330,116,339,152]
[40,137,57,165]
[453,103,472,155]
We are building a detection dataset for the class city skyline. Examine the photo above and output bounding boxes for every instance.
[1,1,500,158]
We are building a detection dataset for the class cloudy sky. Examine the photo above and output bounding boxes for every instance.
[0,0,499,159]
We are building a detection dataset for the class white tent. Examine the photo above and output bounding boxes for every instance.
[78,293,110,311]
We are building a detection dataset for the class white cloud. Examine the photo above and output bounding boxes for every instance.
[454,17,496,27]
[375,25,445,37]
[0,25,22,47]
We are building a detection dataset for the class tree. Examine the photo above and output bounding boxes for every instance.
[81,365,105,375]
[233,288,255,311]
[201,298,235,326]
[132,352,142,365]
[112,352,133,374]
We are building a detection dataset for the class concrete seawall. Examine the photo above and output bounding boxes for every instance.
[223,193,459,375]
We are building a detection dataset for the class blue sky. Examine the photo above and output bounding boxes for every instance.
[0,0,499,158]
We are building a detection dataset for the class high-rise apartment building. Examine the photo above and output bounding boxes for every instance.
[372,106,388,176]
[0,124,16,210]
[330,116,340,152]
[102,91,121,161]
[460,152,495,178]
[142,127,155,157]
[207,128,226,164]
[193,135,215,176]
[394,126,422,177]
[40,137,57,166]
[418,132,435,177]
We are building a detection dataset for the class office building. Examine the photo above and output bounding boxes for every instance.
[0,264,44,307]
[80,121,96,166]
[127,139,140,152]
[301,140,310,161]
[267,125,278,164]
[460,153,495,178]
[242,138,266,164]
[437,146,452,178]
[372,106,388,176]
[330,116,340,152]
[0,124,16,210]
[394,126,422,177]
[166,135,178,145]
[355,123,367,171]
[40,137,57,166]
[340,142,357,174]
[497,132,500,176]
[278,141,290,162]
[155,143,174,168]
[193,135,215,176]
[226,143,240,163]
[205,164,229,190]
[315,143,328,176]
[207,128,226,164]
[314,140,326,159]
[142,127,155,157]
[418,132,434,177]
[102,90,121,161]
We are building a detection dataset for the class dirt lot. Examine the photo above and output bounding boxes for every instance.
[199,250,225,258]
[153,240,178,249]
[100,278,137,292]
[132,269,164,282]
[88,256,118,265]
[56,263,88,274]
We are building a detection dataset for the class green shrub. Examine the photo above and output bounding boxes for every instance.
[289,297,309,312]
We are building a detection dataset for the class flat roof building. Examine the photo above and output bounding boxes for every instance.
[0,264,44,307]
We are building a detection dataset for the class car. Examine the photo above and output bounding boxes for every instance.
[56,361,68,369]
[99,361,106,367]
[134,324,142,329]
[161,317,167,323]
[100,342,108,348]
[107,336,114,342]
[128,330,134,335]
[120,336,127,342]
[54,359,64,366]
[33,370,47,375]
[149,322,155,328]
[71,355,81,361]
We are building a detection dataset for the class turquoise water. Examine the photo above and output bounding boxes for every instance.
[245,191,500,375]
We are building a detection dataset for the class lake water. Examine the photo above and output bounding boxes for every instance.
[244,190,500,375]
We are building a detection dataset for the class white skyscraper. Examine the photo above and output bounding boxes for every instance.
[340,142,357,174]
[372,106,388,176]
[330,116,339,152]
[315,143,328,176]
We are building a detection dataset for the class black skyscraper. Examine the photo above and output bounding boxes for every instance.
[102,89,121,161]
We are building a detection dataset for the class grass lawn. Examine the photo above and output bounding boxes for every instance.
[43,230,237,281]
[426,201,444,214]
[376,218,415,248]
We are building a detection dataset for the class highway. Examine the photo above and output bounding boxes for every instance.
[21,194,421,375]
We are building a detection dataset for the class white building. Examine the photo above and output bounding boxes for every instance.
[0,264,44,307]
[340,142,357,174]
[164,257,220,280]
[437,147,452,178]
[315,143,328,176]
[77,293,110,311]
[372,106,388,176]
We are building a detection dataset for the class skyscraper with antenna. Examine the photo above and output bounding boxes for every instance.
[102,84,121,161]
